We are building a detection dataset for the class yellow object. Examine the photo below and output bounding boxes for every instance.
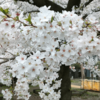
[81,79,100,91]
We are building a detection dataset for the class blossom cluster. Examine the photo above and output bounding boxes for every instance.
[0,0,100,100]
[38,72,61,100]
[14,79,31,100]
[0,63,12,86]
[1,89,12,100]
[83,56,100,77]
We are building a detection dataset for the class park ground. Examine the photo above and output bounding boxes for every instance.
[0,79,100,100]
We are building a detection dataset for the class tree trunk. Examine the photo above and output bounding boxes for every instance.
[58,65,72,100]
[80,63,85,79]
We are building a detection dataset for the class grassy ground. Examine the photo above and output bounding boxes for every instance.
[0,79,100,100]
[71,79,82,86]
[71,87,100,100]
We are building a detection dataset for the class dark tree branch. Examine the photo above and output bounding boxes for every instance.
[82,14,88,19]
[15,0,65,12]
[97,31,100,36]
[0,57,15,64]
[91,9,100,13]
[24,10,39,14]
[65,0,81,11]
[16,0,81,12]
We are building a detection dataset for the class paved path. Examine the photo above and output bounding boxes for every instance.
[71,85,82,89]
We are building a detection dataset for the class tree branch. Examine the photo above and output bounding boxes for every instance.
[82,9,100,19]
[0,57,15,64]
[24,9,39,14]
[82,14,88,19]
[16,0,65,12]
[65,0,81,11]
[0,50,46,65]
[5,51,16,56]
[0,57,10,60]
[80,0,93,11]
[16,0,82,12]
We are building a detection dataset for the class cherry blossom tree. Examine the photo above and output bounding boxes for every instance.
[0,0,100,100]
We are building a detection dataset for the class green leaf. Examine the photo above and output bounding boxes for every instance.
[4,8,9,14]
[64,41,66,44]
[88,25,91,28]
[25,14,32,24]
[16,16,19,20]
[55,48,60,51]
[17,52,19,56]
[85,21,88,24]
[0,7,3,12]
[51,16,54,23]
[70,20,72,24]
[57,21,62,26]
[91,38,94,41]
[0,7,9,15]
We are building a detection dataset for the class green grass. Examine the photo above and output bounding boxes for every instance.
[0,93,3,97]
[72,88,100,99]
[85,91,99,97]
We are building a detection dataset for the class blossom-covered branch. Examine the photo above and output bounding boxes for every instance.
[0,57,15,64]
[16,0,65,12]
[80,0,93,10]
